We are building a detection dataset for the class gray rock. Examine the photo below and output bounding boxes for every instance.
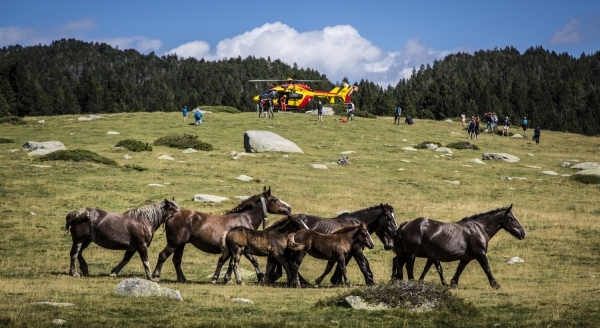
[232,298,255,304]
[344,296,390,311]
[182,148,197,153]
[435,147,453,155]
[236,175,253,181]
[23,141,66,152]
[571,162,600,170]
[500,177,527,181]
[576,168,600,176]
[443,180,460,185]
[339,151,356,155]
[9,149,19,153]
[310,164,328,169]
[560,174,572,177]
[115,278,182,301]
[148,184,166,187]
[541,171,559,175]
[52,319,66,325]
[445,119,453,123]
[34,302,74,307]
[193,194,230,202]
[106,131,120,135]
[124,154,132,159]
[158,155,174,160]
[507,257,524,264]
[482,153,520,163]
[560,162,570,167]
[27,149,55,157]
[402,147,418,152]
[470,158,486,165]
[111,146,126,151]
[425,143,438,150]
[337,157,350,165]
[511,133,523,138]
[244,130,303,153]
[38,120,46,124]
[525,165,542,169]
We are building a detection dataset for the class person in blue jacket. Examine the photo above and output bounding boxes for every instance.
[182,106,188,122]
[193,109,203,125]
[394,104,402,125]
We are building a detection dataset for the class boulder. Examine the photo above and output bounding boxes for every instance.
[236,175,253,181]
[115,278,182,301]
[23,141,66,152]
[482,153,520,163]
[27,149,55,157]
[576,168,600,176]
[158,155,174,160]
[571,162,600,170]
[511,134,523,138]
[540,171,559,175]
[193,194,230,202]
[401,147,418,152]
[310,164,327,169]
[435,147,453,155]
[244,130,303,153]
[182,148,197,153]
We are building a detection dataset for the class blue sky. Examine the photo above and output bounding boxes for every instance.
[1,0,599,86]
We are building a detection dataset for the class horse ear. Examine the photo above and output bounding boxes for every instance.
[267,186,271,195]
[172,197,175,201]
[506,204,513,214]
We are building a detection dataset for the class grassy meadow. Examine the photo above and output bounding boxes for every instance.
[0,110,599,327]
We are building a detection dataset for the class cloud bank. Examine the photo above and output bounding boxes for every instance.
[549,16,600,45]
[167,22,453,86]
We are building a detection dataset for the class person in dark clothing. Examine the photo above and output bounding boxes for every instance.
[405,116,416,125]
[533,125,541,145]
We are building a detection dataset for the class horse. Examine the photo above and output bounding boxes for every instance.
[65,199,181,280]
[289,223,375,288]
[395,204,526,289]
[151,187,292,283]
[266,203,396,286]
[212,214,309,285]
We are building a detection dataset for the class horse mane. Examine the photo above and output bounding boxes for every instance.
[338,203,393,217]
[331,224,362,234]
[125,201,170,228]
[226,193,262,214]
[458,206,509,222]
[65,208,89,231]
[266,215,292,229]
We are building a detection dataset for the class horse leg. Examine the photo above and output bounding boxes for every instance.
[172,244,188,283]
[433,260,447,286]
[391,253,406,281]
[290,251,307,288]
[110,250,136,277]
[212,252,231,284]
[69,241,83,277]
[76,238,93,276]
[243,253,264,284]
[337,254,352,287]
[353,249,374,286]
[405,253,417,280]
[232,249,244,285]
[474,254,501,289]
[450,260,471,289]
[418,258,434,281]
[273,254,294,287]
[152,243,178,282]
[265,256,282,284]
[314,261,336,288]
[135,245,154,281]
[330,247,355,286]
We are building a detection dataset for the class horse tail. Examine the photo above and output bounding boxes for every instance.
[64,208,89,236]
[287,233,304,251]
[219,231,230,259]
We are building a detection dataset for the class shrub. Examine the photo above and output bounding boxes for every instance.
[353,110,377,119]
[197,106,240,114]
[153,133,213,151]
[36,149,119,166]
[415,141,442,149]
[0,138,15,144]
[123,164,148,172]
[445,141,480,150]
[571,174,600,185]
[115,139,152,152]
[0,117,27,125]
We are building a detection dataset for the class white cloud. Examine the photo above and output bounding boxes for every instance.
[0,26,34,46]
[97,36,162,53]
[59,17,96,32]
[168,22,452,86]
[549,16,600,45]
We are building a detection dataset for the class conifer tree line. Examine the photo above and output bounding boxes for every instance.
[1,39,599,136]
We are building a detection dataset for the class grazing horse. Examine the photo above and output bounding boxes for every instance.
[151,187,292,283]
[395,205,526,289]
[212,214,309,285]
[266,203,396,286]
[289,223,375,288]
[65,199,181,280]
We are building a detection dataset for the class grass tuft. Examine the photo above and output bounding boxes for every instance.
[0,117,27,125]
[0,137,15,143]
[198,106,240,114]
[115,139,153,152]
[36,149,119,166]
[153,133,213,151]
[445,141,480,150]
[122,164,148,171]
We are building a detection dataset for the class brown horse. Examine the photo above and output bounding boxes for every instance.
[212,214,309,285]
[151,187,292,283]
[65,199,181,280]
[394,205,526,289]
[289,223,375,288]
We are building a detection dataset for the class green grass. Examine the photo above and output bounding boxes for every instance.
[0,111,599,327]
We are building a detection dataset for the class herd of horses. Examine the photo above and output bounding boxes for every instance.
[64,187,526,289]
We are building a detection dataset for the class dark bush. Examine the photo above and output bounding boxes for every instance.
[36,149,119,166]
[0,117,27,125]
[445,141,480,150]
[115,139,152,152]
[354,110,377,119]
[0,138,15,143]
[123,164,148,172]
[571,174,600,185]
[153,133,213,151]
[415,141,443,149]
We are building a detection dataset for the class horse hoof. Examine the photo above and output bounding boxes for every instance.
[150,277,159,283]
[110,272,118,277]
[346,284,353,288]
[312,285,320,288]
[72,272,80,278]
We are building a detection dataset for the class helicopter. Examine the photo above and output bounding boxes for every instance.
[250,78,358,111]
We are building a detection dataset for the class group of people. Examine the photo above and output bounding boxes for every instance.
[182,106,203,125]
[257,98,275,119]
[465,112,541,144]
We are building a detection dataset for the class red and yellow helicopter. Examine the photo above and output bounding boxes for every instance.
[250,78,358,111]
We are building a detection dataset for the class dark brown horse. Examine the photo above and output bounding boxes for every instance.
[392,225,447,285]
[395,205,526,289]
[212,214,309,285]
[289,223,375,287]
[65,199,181,280]
[267,203,396,286]
[151,187,292,283]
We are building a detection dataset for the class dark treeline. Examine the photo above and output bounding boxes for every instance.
[1,39,599,135]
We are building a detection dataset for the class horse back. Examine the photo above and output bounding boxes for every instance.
[401,217,473,262]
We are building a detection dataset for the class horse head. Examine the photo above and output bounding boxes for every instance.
[374,203,397,250]
[356,223,375,249]
[163,198,181,218]
[288,214,309,232]
[501,204,526,240]
[262,186,292,215]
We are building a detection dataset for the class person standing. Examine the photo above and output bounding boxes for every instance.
[491,112,498,133]
[485,113,493,133]
[193,108,203,125]
[258,99,264,118]
[317,101,323,122]
[394,104,402,125]
[182,106,188,122]
[280,95,287,112]
[347,102,355,121]
[522,117,528,137]
[468,116,475,139]
[474,116,481,140]
[502,117,510,136]
[267,98,274,118]
[533,125,541,145]
[461,114,466,128]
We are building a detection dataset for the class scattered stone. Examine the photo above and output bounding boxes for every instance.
[401,147,418,152]
[511,133,523,138]
[425,143,438,150]
[111,146,126,151]
[232,298,255,305]
[340,151,356,155]
[23,141,66,152]
[443,180,460,185]
[52,319,66,325]
[193,194,230,202]
[507,257,524,264]
[234,196,250,201]
[508,187,516,190]
[34,302,74,307]
[434,155,439,158]
[282,155,289,158]
[560,162,570,167]
[576,168,600,176]
[310,164,327,169]
[236,175,253,182]
[344,296,390,311]
[124,155,132,159]
[500,177,527,181]
[401,159,411,163]
[232,156,239,160]
[78,115,105,121]
[482,153,520,163]
[402,139,407,142]
[527,154,534,157]
[571,162,600,170]
[397,168,405,171]
[435,147,453,155]
[560,174,572,177]
[30,165,51,168]
[158,155,174,160]
[541,171,559,175]
[229,151,237,156]
[115,278,183,301]
[9,149,19,153]
[525,165,542,169]
[106,131,120,135]
[38,120,46,124]
[470,159,486,165]
[337,157,350,165]
[148,184,166,187]
[244,130,303,153]
[30,212,36,215]
[445,119,453,123]
[182,148,197,153]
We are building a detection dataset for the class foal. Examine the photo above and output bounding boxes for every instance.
[289,223,374,288]
[212,214,309,285]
